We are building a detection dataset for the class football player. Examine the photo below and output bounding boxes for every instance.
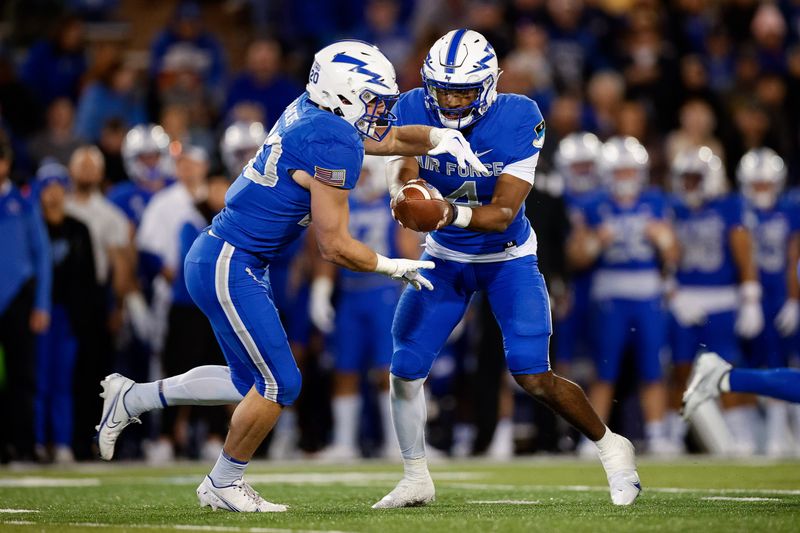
[669,146,763,454]
[375,30,641,509]
[737,148,799,455]
[95,40,487,512]
[569,137,678,455]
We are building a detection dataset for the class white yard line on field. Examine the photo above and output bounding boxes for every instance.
[0,477,101,488]
[0,521,353,533]
[0,510,39,513]
[701,496,783,502]
[468,500,540,505]
[441,482,800,496]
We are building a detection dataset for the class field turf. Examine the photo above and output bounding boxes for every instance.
[0,458,798,532]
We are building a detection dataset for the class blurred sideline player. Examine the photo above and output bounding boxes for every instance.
[568,137,678,455]
[375,30,641,509]
[96,40,488,512]
[669,146,763,455]
[737,149,798,455]
[556,132,604,376]
[312,154,421,460]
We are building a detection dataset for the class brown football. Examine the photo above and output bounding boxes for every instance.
[391,179,451,232]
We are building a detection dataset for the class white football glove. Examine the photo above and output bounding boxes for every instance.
[775,299,800,337]
[735,281,764,339]
[428,128,490,176]
[309,277,335,334]
[669,290,706,327]
[374,254,435,291]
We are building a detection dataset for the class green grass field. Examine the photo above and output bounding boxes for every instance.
[0,458,798,532]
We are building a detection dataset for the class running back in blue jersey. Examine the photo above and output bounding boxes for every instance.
[393,88,544,255]
[672,194,745,287]
[212,94,364,262]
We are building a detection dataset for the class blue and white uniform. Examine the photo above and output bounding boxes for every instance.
[670,194,746,364]
[390,88,551,380]
[743,197,800,368]
[185,94,363,405]
[335,190,401,371]
[584,189,667,383]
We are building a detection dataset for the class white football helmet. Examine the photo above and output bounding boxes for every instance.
[555,132,602,194]
[736,147,786,210]
[122,124,173,183]
[598,136,649,199]
[422,29,500,129]
[306,40,399,141]
[221,121,266,176]
[671,146,727,208]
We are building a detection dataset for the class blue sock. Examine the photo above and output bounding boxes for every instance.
[208,451,248,486]
[729,368,800,403]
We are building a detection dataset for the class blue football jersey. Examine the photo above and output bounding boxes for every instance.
[584,189,666,272]
[672,194,745,287]
[394,88,545,255]
[745,196,800,300]
[212,93,364,262]
[339,191,398,290]
[107,181,173,226]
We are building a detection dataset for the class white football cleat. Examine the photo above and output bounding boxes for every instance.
[682,351,732,420]
[598,433,641,506]
[96,373,140,460]
[372,476,435,509]
[197,476,287,512]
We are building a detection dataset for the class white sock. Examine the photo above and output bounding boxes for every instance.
[667,410,687,447]
[208,450,247,487]
[724,406,758,454]
[378,391,397,450]
[720,372,731,392]
[593,426,615,453]
[162,365,243,406]
[765,401,791,454]
[331,394,361,448]
[390,374,429,477]
[644,419,668,442]
[487,417,514,456]
[124,382,163,417]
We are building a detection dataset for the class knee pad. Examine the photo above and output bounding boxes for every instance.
[390,348,435,380]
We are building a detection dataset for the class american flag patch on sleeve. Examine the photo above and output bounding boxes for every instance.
[313,166,347,187]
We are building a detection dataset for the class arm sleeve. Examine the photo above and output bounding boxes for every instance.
[27,205,52,313]
[302,122,364,190]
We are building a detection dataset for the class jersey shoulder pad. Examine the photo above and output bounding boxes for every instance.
[494,94,546,157]
[394,88,428,127]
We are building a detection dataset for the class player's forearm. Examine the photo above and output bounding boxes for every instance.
[317,234,378,272]
[368,125,434,156]
[458,204,515,233]
[730,227,759,283]
[787,233,800,299]
[386,157,419,197]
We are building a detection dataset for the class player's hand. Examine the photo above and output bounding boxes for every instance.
[309,277,336,334]
[428,128,490,176]
[596,224,616,248]
[669,290,706,327]
[29,309,50,333]
[374,254,435,290]
[735,281,764,339]
[774,298,799,337]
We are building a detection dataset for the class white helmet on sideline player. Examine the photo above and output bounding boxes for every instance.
[736,147,786,210]
[422,29,500,129]
[122,124,173,183]
[306,40,399,141]
[599,136,649,200]
[221,121,266,176]
[671,146,727,208]
[555,132,602,194]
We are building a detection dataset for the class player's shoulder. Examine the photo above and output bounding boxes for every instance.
[297,106,361,152]
[397,87,426,108]
[394,88,431,124]
[489,94,546,150]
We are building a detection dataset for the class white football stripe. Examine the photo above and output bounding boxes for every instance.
[0,509,39,513]
[468,500,540,505]
[701,497,782,502]
[404,183,431,200]
[0,477,100,487]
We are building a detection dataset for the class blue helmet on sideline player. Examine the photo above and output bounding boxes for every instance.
[306,40,399,142]
[220,121,266,177]
[421,29,500,130]
[670,146,727,208]
[736,147,786,210]
[599,136,649,201]
[555,132,602,195]
[121,124,173,183]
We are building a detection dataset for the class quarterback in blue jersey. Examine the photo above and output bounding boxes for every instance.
[668,147,763,454]
[95,40,488,512]
[374,30,641,509]
[568,137,678,455]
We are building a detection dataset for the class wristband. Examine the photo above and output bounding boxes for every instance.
[451,204,473,228]
[429,127,445,148]
[739,281,762,303]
